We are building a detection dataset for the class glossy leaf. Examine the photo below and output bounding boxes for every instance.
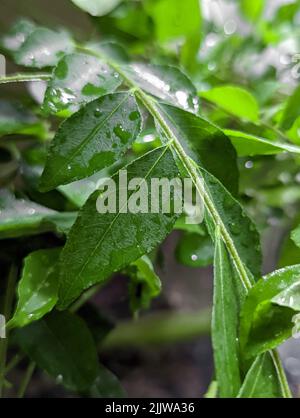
[9,249,61,329]
[88,366,125,398]
[201,85,260,123]
[280,85,300,131]
[0,189,76,239]
[176,232,213,267]
[291,223,300,248]
[1,19,35,52]
[156,103,239,195]
[15,28,74,68]
[237,352,283,398]
[122,63,199,112]
[240,265,300,358]
[201,169,262,280]
[128,255,161,314]
[70,0,122,16]
[57,146,181,309]
[146,0,201,42]
[224,129,300,156]
[212,230,241,398]
[0,100,46,138]
[272,281,300,311]
[14,311,99,391]
[40,92,141,191]
[43,53,122,114]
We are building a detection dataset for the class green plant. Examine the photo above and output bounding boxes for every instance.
[1,0,300,398]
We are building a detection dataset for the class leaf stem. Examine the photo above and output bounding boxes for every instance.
[75,43,291,397]
[0,73,51,84]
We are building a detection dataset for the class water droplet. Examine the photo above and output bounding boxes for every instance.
[229,222,240,235]
[67,165,71,170]
[245,160,253,169]
[28,208,36,215]
[94,108,102,117]
[191,254,198,261]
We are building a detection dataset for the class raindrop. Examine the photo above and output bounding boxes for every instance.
[94,108,102,117]
[191,254,198,261]
[56,374,64,384]
[224,19,237,35]
[67,165,72,170]
[245,160,253,169]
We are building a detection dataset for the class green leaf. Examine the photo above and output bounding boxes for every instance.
[0,189,76,239]
[156,103,239,195]
[240,265,300,358]
[224,129,300,156]
[14,311,99,391]
[88,366,125,398]
[15,28,74,68]
[291,223,300,248]
[175,232,213,267]
[0,100,47,138]
[128,255,161,314]
[272,281,300,311]
[146,0,201,42]
[280,85,300,131]
[201,169,262,280]
[70,0,122,16]
[43,53,122,114]
[240,0,265,22]
[237,352,283,398]
[212,229,241,398]
[1,19,36,52]
[57,146,181,309]
[9,249,61,329]
[58,170,110,208]
[122,64,199,112]
[201,85,260,123]
[40,92,141,191]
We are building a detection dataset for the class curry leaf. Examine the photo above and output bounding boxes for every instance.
[15,28,74,68]
[240,265,300,359]
[122,63,199,112]
[201,85,260,123]
[145,0,201,42]
[224,129,300,156]
[9,249,61,329]
[40,92,141,191]
[43,53,122,114]
[280,84,300,131]
[57,146,181,309]
[128,255,161,314]
[14,311,99,391]
[70,0,123,16]
[0,189,76,239]
[175,232,213,267]
[212,229,241,398]
[156,103,239,195]
[237,352,283,398]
